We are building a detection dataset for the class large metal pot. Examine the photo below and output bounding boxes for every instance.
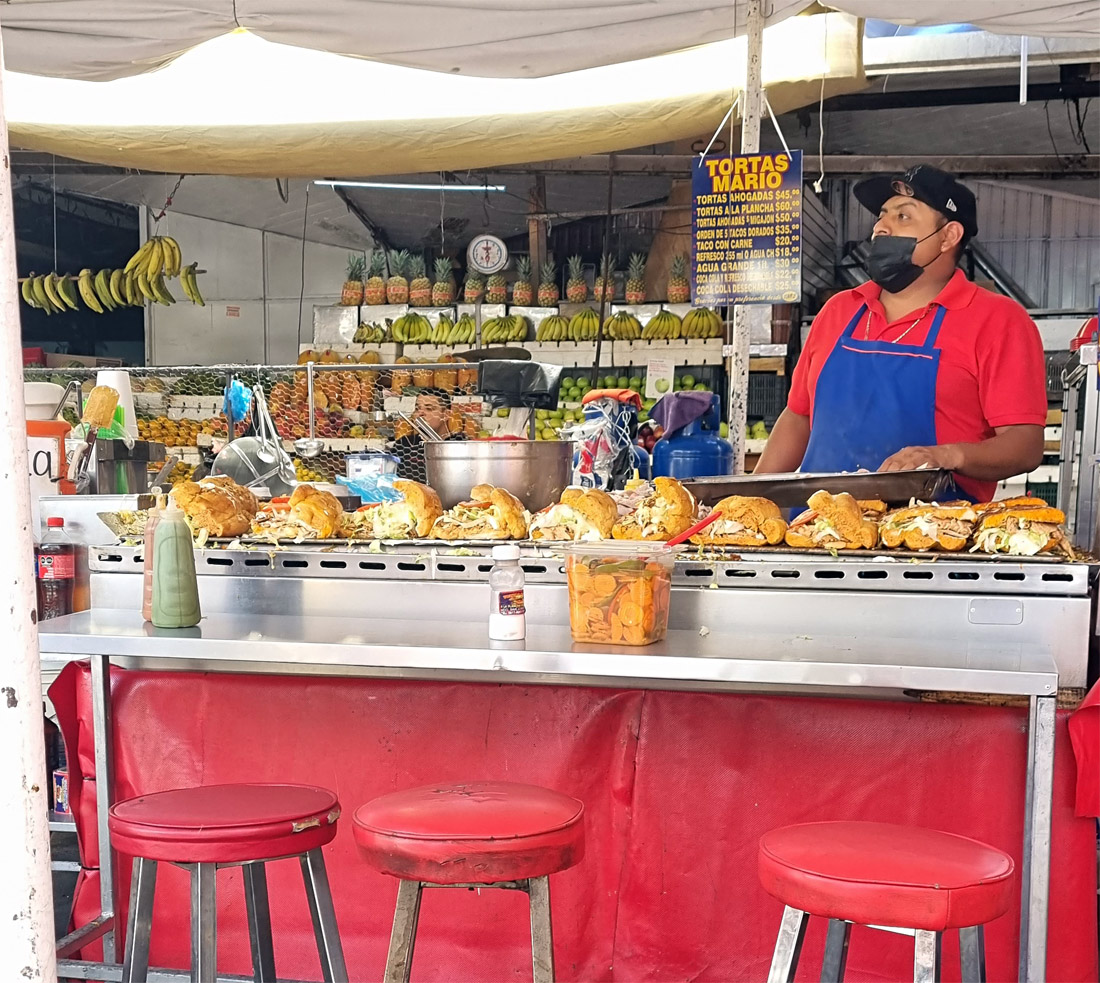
[425,439,572,511]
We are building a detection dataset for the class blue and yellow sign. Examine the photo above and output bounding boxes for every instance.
[691,150,802,306]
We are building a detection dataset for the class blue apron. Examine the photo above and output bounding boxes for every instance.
[801,303,947,474]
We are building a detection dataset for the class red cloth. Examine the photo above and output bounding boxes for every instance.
[51,664,1098,983]
[788,270,1048,502]
[1069,681,1100,818]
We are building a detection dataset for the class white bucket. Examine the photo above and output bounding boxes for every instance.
[23,382,64,421]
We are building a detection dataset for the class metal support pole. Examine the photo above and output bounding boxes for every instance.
[0,15,57,979]
[91,653,118,961]
[1020,694,1056,982]
[727,0,765,474]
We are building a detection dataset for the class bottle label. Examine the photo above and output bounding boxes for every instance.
[498,589,526,616]
[37,554,75,580]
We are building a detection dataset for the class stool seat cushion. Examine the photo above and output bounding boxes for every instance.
[759,821,1015,931]
[109,784,340,863]
[353,782,585,884]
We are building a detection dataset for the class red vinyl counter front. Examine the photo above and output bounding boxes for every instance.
[51,663,1097,982]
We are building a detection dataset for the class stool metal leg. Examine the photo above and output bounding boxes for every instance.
[121,857,157,983]
[384,880,424,983]
[528,876,555,983]
[820,919,852,982]
[300,848,349,983]
[242,862,277,983]
[189,862,217,983]
[914,930,942,983]
[768,906,809,983]
[959,926,987,983]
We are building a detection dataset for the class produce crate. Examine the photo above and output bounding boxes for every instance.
[684,339,724,365]
[747,371,788,428]
[525,341,615,367]
[1025,481,1058,505]
[299,343,402,363]
[312,305,361,346]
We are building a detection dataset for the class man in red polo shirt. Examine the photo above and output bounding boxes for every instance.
[755,164,1047,502]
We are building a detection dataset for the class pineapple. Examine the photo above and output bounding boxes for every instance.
[667,254,691,304]
[593,256,615,303]
[386,249,410,304]
[408,254,431,306]
[511,256,534,306]
[566,255,587,303]
[431,258,455,305]
[485,270,507,304]
[341,254,365,306]
[537,259,559,307]
[463,270,485,304]
[363,252,387,305]
[625,253,647,304]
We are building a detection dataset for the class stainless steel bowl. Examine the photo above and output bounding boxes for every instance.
[425,440,573,511]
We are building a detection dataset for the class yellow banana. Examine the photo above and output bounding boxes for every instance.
[93,270,116,310]
[124,238,154,275]
[141,238,164,279]
[151,273,175,306]
[160,236,182,278]
[43,273,67,312]
[108,269,127,307]
[77,269,105,314]
[182,264,205,306]
[31,276,55,313]
[20,277,38,308]
[136,271,157,302]
[57,274,81,311]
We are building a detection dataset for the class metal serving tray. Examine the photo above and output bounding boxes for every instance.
[684,468,954,508]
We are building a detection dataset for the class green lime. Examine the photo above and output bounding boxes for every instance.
[694,383,708,391]
[719,422,729,438]
[561,376,575,389]
[616,376,629,388]
[682,374,696,388]
[629,376,642,390]
[496,407,510,417]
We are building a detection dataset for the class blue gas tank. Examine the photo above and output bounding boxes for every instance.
[651,393,733,479]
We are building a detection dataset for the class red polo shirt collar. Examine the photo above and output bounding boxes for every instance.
[854,269,978,313]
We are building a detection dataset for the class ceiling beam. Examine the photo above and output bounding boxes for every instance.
[819,80,1098,113]
[487,155,1099,178]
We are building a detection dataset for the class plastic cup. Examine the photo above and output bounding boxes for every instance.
[561,541,678,645]
[96,369,137,437]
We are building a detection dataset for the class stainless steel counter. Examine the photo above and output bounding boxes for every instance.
[38,609,1058,699]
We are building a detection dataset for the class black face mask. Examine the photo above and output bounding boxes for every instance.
[867,225,946,293]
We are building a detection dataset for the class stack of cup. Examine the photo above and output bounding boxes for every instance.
[95,370,137,438]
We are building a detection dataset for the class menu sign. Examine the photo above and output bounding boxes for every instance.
[691,150,802,306]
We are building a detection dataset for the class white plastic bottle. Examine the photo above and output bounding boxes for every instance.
[488,544,526,640]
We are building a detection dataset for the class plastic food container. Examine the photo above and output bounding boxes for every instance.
[562,541,678,645]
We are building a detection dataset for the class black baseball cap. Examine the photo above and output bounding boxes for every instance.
[854,164,978,241]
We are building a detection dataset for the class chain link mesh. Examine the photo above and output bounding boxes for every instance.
[23,362,491,489]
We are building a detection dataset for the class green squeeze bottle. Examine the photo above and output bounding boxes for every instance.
[151,500,202,629]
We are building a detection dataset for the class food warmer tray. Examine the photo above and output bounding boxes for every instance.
[683,468,953,508]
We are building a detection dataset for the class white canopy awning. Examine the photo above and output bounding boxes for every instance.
[0,1,1094,85]
[4,14,864,177]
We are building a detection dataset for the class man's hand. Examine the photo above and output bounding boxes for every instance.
[879,444,965,472]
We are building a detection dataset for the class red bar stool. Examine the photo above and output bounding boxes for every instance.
[353,781,585,983]
[759,821,1015,983]
[109,783,347,983]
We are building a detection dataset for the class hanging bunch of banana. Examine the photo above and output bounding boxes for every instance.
[122,235,204,307]
[21,235,206,314]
